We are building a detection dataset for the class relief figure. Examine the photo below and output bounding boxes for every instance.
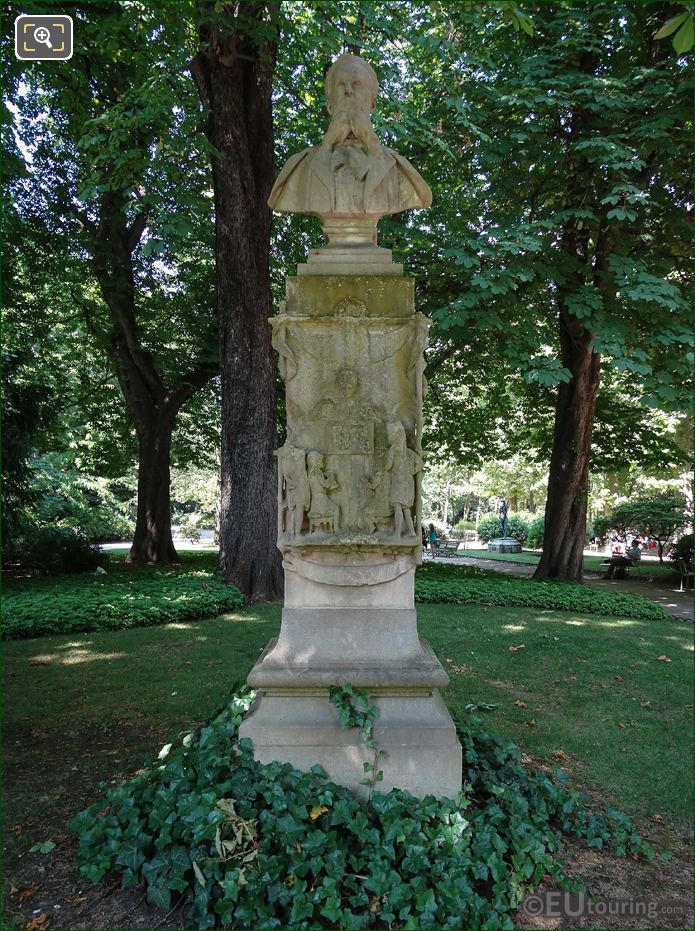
[385,422,421,538]
[277,444,310,536]
[308,452,341,533]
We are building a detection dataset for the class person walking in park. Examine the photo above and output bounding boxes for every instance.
[428,523,438,560]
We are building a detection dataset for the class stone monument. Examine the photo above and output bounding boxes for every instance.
[239,54,462,799]
[487,499,522,553]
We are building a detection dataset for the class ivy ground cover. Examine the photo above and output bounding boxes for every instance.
[3,553,670,640]
[2,552,245,639]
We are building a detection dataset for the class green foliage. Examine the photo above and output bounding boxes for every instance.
[654,9,694,53]
[506,514,530,546]
[27,455,135,542]
[329,685,384,795]
[5,526,106,576]
[450,520,477,537]
[596,494,689,560]
[2,558,244,640]
[476,513,504,543]
[476,512,529,544]
[414,575,670,623]
[526,515,544,549]
[669,533,694,566]
[70,692,655,930]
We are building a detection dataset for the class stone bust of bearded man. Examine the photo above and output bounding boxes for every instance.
[268,54,432,225]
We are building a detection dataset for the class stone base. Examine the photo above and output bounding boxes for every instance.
[488,536,522,553]
[239,679,461,800]
[297,245,402,277]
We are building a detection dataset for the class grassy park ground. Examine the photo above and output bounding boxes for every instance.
[451,547,683,581]
[2,556,693,929]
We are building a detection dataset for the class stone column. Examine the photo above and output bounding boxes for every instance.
[240,250,461,798]
[239,53,461,799]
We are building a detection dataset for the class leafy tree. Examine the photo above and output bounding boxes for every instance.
[421,1,692,581]
[600,494,689,562]
[7,0,218,564]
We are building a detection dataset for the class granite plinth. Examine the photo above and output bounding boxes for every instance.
[488,536,522,553]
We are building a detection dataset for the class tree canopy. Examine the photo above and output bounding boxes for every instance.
[3,0,692,586]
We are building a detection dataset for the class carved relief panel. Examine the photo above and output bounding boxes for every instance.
[272,285,429,550]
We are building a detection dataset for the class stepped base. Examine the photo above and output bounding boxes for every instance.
[239,675,461,800]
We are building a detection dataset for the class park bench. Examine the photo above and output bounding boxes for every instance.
[434,538,463,557]
[678,559,693,592]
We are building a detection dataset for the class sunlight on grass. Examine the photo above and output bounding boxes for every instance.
[29,648,127,665]
[163,623,201,630]
[501,624,526,631]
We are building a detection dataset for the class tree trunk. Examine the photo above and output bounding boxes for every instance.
[533,308,600,581]
[128,413,178,563]
[192,2,283,601]
[87,204,216,566]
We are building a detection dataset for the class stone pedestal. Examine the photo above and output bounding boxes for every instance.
[240,256,461,799]
[488,536,522,554]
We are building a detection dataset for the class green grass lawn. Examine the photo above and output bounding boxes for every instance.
[459,548,681,578]
[3,601,692,857]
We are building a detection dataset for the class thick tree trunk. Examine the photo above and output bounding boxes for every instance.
[128,414,178,564]
[533,308,600,581]
[192,2,283,601]
[88,213,216,565]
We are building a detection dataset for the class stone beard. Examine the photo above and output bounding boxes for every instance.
[268,56,432,221]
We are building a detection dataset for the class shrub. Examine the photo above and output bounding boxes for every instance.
[29,455,135,542]
[507,514,530,545]
[450,520,476,538]
[414,576,670,622]
[70,692,655,931]
[476,513,503,543]
[6,526,106,575]
[527,515,544,549]
[668,533,694,566]
[592,514,611,544]
[2,564,245,639]
[477,512,529,545]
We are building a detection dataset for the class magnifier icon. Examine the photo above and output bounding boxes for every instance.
[33,25,53,49]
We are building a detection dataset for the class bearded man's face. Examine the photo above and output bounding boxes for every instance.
[324,62,380,153]
[328,60,375,115]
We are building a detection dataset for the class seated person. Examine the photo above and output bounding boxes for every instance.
[603,541,642,579]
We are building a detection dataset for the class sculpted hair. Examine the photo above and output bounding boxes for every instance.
[325,54,379,112]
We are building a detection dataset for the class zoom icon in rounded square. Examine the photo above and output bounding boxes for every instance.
[15,15,73,61]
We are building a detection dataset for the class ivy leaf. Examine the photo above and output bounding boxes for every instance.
[29,841,56,854]
[192,860,206,887]
[146,884,171,911]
